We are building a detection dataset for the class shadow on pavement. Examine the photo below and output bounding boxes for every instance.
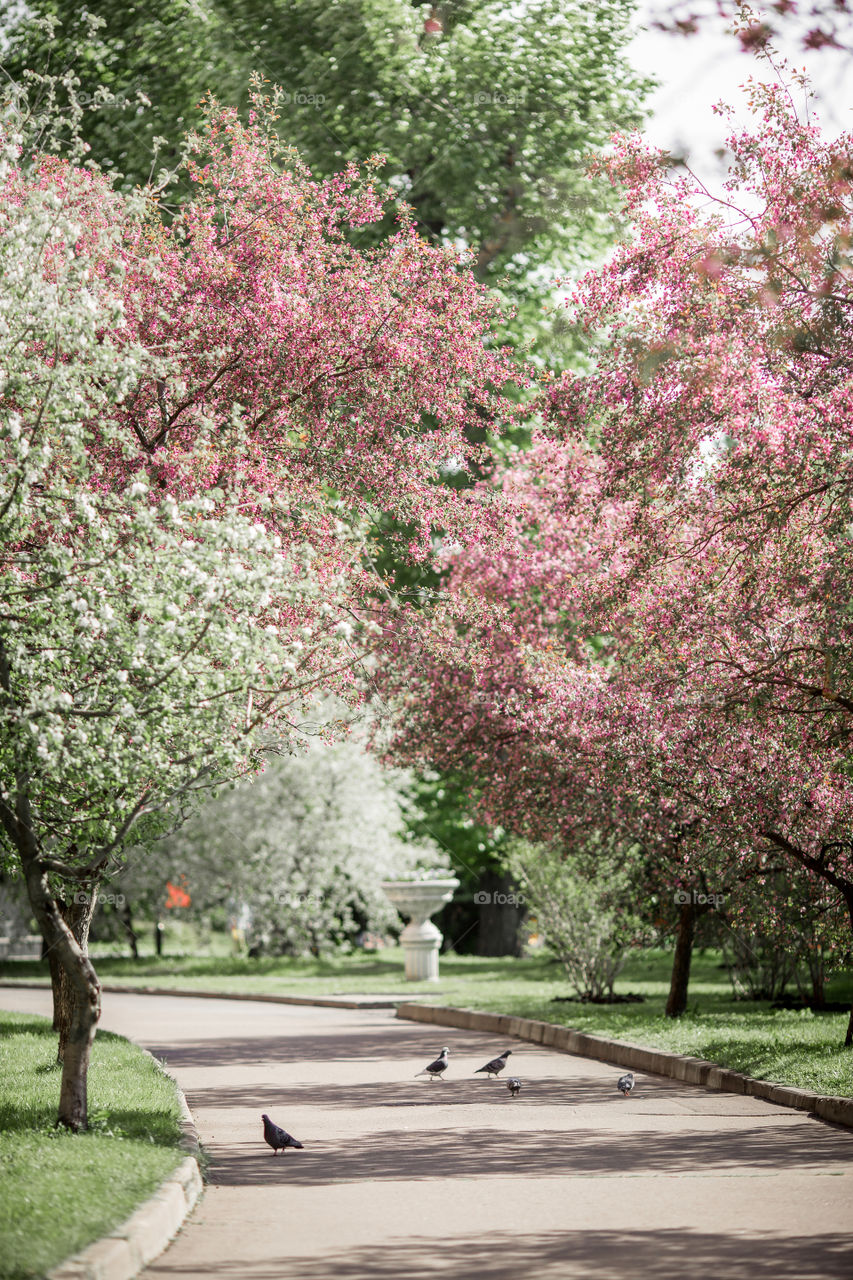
[144,1027,514,1069]
[145,1228,853,1279]
[185,1075,654,1113]
[204,1121,853,1186]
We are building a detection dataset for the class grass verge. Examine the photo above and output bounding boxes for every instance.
[0,1010,186,1280]
[2,948,852,1097]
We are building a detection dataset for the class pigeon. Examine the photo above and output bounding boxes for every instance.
[262,1113,304,1153]
[474,1049,512,1079]
[617,1072,635,1097]
[416,1047,450,1081]
[506,1077,522,1097]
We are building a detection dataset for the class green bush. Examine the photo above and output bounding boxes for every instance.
[506,839,648,1000]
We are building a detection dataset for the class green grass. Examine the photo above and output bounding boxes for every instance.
[3,947,852,1098]
[0,1011,186,1280]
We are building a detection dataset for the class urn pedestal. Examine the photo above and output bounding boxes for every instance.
[381,878,460,981]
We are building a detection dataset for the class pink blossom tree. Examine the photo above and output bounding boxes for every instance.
[549,80,853,1036]
[383,81,853,1039]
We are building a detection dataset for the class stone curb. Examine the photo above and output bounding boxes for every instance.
[140,1048,202,1159]
[46,1157,203,1280]
[45,1055,203,1280]
[395,1002,853,1130]
[0,979,403,1010]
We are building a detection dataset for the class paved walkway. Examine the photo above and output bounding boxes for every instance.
[5,987,853,1279]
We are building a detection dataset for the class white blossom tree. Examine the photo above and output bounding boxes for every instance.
[120,737,447,956]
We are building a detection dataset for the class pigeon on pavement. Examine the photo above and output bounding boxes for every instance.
[506,1077,522,1097]
[262,1113,304,1153]
[416,1047,450,1080]
[617,1072,635,1097]
[474,1049,512,1078]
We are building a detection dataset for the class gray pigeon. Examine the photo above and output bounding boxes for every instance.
[617,1072,635,1097]
[474,1049,512,1078]
[416,1047,449,1080]
[262,1113,304,1153]
[506,1077,522,1097]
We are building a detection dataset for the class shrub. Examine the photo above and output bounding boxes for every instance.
[506,838,646,1001]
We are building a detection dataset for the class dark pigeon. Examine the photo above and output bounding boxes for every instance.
[474,1049,512,1078]
[617,1072,635,1097]
[262,1113,304,1153]
[416,1047,449,1080]
[506,1077,522,1097]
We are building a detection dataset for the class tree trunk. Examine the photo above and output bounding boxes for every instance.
[837,881,853,1046]
[121,899,139,960]
[23,865,101,1129]
[57,964,100,1130]
[666,900,696,1018]
[7,789,102,1130]
[476,870,526,957]
[0,646,103,1130]
[46,936,63,1032]
[29,892,100,1128]
[54,892,97,1064]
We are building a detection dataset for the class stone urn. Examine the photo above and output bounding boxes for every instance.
[381,877,460,981]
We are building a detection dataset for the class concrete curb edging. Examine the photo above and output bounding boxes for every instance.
[395,1002,853,1130]
[46,1157,203,1280]
[141,1048,202,1159]
[46,1057,203,1280]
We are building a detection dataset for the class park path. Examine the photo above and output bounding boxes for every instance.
[4,986,853,1280]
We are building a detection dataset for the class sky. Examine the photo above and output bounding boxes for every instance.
[629,1,852,176]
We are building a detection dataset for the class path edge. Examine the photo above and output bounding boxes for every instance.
[395,1001,853,1130]
[46,1054,202,1280]
[1,979,400,1010]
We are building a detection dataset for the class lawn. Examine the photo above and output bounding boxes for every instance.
[3,945,852,1097]
[0,1011,187,1280]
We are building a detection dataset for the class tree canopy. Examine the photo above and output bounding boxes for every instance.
[3,0,649,360]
